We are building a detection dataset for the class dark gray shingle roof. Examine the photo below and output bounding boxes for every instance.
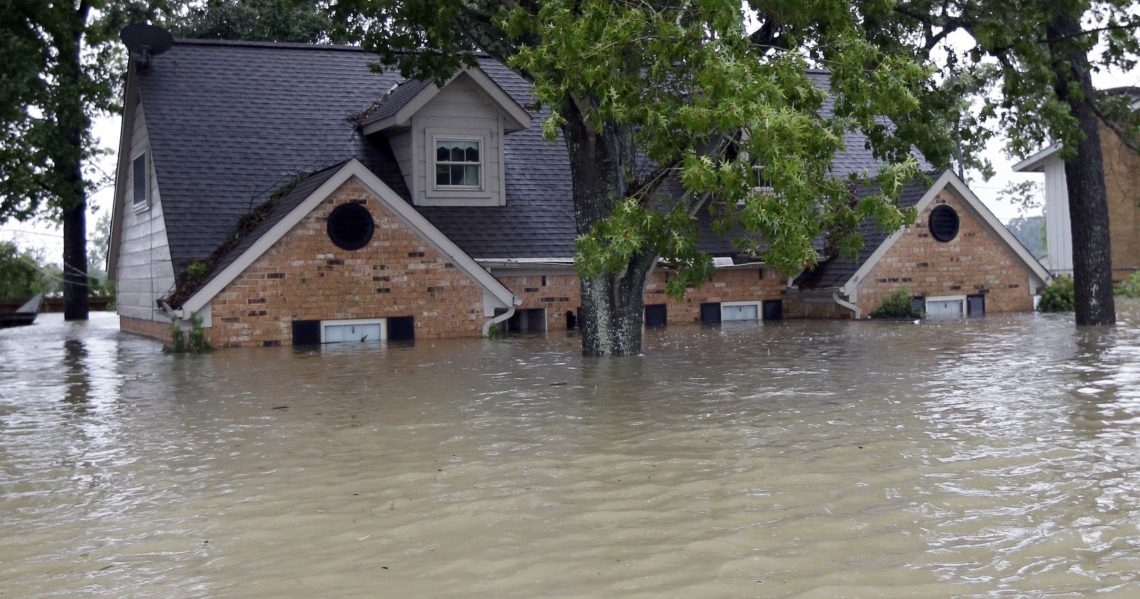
[136,41,909,273]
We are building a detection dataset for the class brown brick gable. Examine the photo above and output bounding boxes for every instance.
[854,186,1038,316]
[206,180,487,347]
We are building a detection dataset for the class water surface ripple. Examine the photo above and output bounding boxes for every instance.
[2,306,1139,598]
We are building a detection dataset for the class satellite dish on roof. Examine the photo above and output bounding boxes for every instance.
[120,24,173,67]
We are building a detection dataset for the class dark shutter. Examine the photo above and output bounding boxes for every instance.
[911,296,925,315]
[292,320,321,346]
[644,304,667,327]
[700,302,721,324]
[388,316,415,340]
[762,300,783,321]
[967,294,985,317]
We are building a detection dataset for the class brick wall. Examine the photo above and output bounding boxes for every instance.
[1102,122,1140,282]
[854,187,1037,316]
[121,314,173,343]
[645,267,785,324]
[206,180,486,347]
[498,266,786,330]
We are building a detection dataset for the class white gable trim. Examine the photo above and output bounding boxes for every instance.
[362,68,532,135]
[842,171,1051,298]
[1011,144,1061,173]
[181,159,518,314]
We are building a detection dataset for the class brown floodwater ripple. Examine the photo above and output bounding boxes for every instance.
[2,305,1139,598]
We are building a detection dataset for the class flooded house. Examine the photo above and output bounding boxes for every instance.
[108,38,1049,348]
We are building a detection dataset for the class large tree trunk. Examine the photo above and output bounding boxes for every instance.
[562,108,654,356]
[59,3,90,321]
[1049,12,1115,326]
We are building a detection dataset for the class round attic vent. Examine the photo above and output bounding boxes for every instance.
[929,204,960,242]
[327,203,374,251]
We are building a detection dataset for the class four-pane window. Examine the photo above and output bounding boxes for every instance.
[435,139,480,188]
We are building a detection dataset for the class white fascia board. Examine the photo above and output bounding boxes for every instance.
[108,68,140,276]
[460,67,532,132]
[1011,144,1061,173]
[182,159,517,314]
[360,68,532,136]
[842,171,1050,293]
[941,172,1052,285]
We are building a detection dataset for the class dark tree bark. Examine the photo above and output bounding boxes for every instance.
[1049,12,1116,326]
[561,105,656,356]
[59,3,91,321]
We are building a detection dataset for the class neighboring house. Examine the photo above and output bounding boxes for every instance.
[792,171,1050,319]
[1011,88,1140,282]
[109,39,1048,348]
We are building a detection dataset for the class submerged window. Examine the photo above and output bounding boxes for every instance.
[434,139,481,188]
[327,203,374,251]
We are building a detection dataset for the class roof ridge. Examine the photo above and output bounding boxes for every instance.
[172,38,367,52]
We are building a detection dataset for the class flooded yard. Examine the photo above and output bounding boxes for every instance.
[2,305,1139,598]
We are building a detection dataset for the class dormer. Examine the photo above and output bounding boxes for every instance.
[360,67,531,207]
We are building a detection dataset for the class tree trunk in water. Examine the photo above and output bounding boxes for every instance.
[562,109,654,356]
[60,3,90,321]
[1049,12,1115,326]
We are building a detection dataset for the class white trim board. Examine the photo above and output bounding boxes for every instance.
[362,68,532,135]
[180,158,518,315]
[842,171,1051,304]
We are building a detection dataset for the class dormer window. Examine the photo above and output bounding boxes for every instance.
[434,138,482,189]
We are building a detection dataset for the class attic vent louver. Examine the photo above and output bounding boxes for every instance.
[929,204,960,242]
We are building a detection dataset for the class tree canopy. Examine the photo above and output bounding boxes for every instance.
[333,0,957,354]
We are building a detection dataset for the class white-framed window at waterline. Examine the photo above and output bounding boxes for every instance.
[131,150,150,211]
[432,136,483,190]
[925,295,966,318]
[721,301,761,322]
[321,318,387,343]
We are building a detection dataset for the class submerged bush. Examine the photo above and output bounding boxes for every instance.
[1116,271,1140,298]
[870,287,923,319]
[1038,275,1075,312]
[165,314,213,354]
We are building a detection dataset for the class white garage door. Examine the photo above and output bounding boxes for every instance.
[926,298,964,318]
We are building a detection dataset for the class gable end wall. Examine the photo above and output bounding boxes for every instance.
[855,187,1036,316]
[206,180,486,347]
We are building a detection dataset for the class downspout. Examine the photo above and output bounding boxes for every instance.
[482,296,520,337]
[832,291,861,320]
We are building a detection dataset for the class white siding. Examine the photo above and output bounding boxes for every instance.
[115,104,176,321]
[408,75,505,206]
[1042,158,1073,276]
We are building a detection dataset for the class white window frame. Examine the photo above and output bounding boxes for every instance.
[131,150,150,212]
[320,318,387,343]
[924,295,967,318]
[720,300,762,322]
[430,134,484,192]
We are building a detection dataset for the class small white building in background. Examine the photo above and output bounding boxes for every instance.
[1011,145,1071,277]
[1012,89,1140,283]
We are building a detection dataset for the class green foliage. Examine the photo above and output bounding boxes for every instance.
[165,314,213,354]
[1116,271,1140,299]
[1038,276,1075,313]
[171,0,350,43]
[0,241,54,300]
[870,287,923,319]
[185,261,209,279]
[334,0,947,289]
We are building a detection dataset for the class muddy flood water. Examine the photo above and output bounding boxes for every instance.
[2,305,1140,598]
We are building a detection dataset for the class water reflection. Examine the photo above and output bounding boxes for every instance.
[1,307,1139,597]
